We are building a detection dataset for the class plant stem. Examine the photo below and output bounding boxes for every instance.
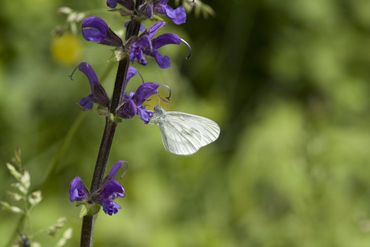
[79,14,142,247]
[5,214,26,247]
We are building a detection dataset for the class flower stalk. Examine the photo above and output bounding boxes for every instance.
[80,17,143,247]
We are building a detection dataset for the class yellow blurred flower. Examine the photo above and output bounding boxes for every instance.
[51,33,82,65]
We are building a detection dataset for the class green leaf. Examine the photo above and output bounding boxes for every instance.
[79,203,101,218]
[87,204,101,216]
[79,205,88,218]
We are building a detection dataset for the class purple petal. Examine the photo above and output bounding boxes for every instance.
[130,47,148,65]
[78,62,99,89]
[152,33,182,49]
[109,160,123,178]
[134,82,160,105]
[82,17,108,43]
[102,200,121,215]
[106,0,118,8]
[78,62,109,107]
[82,16,122,47]
[139,3,154,18]
[69,177,89,202]
[137,106,154,124]
[117,97,137,119]
[152,50,171,68]
[101,179,125,199]
[139,24,146,33]
[153,3,167,15]
[135,36,152,50]
[129,36,152,65]
[126,66,138,83]
[79,95,94,110]
[147,21,166,39]
[165,6,186,25]
[92,84,110,107]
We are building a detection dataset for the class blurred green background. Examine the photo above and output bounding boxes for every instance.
[1,0,370,246]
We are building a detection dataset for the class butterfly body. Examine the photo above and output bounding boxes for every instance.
[152,106,220,155]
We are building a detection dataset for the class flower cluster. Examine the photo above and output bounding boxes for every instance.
[127,21,185,68]
[107,0,186,25]
[117,82,160,123]
[69,161,126,215]
[70,0,189,217]
[77,61,159,123]
[82,17,187,69]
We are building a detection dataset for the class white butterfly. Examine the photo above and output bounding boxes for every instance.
[152,105,220,155]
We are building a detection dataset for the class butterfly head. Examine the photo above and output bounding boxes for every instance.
[152,105,166,124]
[154,105,166,115]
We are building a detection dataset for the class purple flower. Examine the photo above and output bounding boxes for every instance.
[95,161,126,215]
[69,177,89,202]
[106,0,134,9]
[117,82,160,123]
[139,0,187,25]
[78,62,110,110]
[125,65,138,83]
[82,16,122,47]
[128,21,185,68]
[105,0,186,25]
[68,161,126,216]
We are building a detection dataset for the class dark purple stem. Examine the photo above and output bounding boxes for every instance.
[80,8,143,247]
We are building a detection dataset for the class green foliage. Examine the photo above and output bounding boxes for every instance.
[1,150,40,214]
[0,151,72,246]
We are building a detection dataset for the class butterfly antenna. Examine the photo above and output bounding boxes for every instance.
[68,65,79,80]
[159,84,172,103]
[181,38,192,60]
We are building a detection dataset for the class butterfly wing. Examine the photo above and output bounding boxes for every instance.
[157,111,220,155]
